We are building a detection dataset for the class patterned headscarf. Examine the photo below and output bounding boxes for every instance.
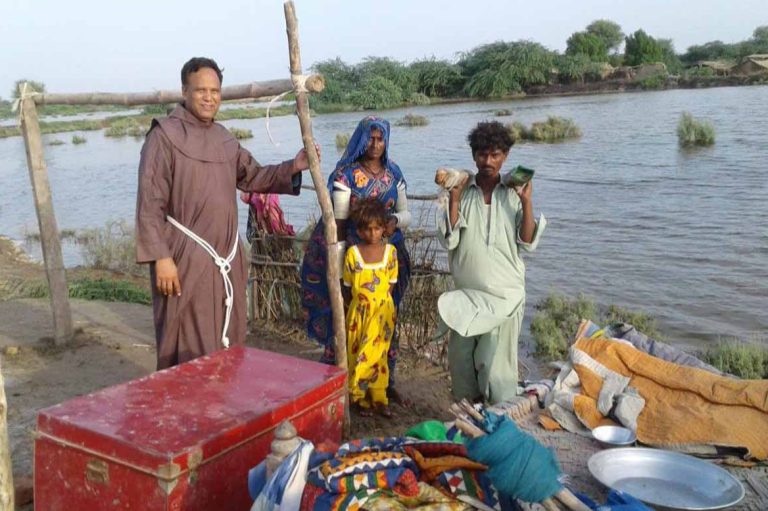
[329,116,404,190]
[335,116,392,169]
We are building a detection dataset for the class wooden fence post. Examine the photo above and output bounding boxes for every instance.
[284,1,350,436]
[0,358,14,511]
[19,94,73,345]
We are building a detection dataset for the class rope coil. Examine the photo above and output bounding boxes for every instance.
[166,215,239,349]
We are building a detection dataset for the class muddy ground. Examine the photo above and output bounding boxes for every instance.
[1,237,766,510]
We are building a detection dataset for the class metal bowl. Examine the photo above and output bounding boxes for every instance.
[592,425,637,446]
[589,447,745,510]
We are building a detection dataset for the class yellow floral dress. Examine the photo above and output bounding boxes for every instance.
[343,244,398,408]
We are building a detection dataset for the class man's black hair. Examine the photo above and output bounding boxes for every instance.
[181,57,223,87]
[467,121,514,155]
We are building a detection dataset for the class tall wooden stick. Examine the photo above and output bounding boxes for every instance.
[0,359,14,510]
[33,77,324,106]
[19,95,73,345]
[284,1,350,436]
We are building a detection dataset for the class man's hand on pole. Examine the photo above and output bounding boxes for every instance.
[292,142,321,174]
[156,257,182,296]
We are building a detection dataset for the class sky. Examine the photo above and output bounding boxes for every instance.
[1,0,765,98]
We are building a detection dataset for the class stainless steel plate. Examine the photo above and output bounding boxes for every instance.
[592,425,636,446]
[588,448,744,510]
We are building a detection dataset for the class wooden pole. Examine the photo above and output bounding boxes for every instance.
[19,94,73,345]
[284,1,350,436]
[32,77,324,106]
[0,358,14,511]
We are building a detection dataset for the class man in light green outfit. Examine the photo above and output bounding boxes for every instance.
[437,121,546,404]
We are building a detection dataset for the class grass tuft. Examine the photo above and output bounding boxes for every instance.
[335,132,350,150]
[229,127,253,140]
[677,112,715,147]
[702,341,768,379]
[395,114,429,127]
[507,116,581,143]
[71,135,87,144]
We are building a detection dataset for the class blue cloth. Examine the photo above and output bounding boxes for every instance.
[575,489,653,510]
[333,116,397,179]
[466,414,562,503]
[300,116,411,369]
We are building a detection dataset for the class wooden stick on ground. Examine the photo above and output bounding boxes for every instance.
[0,358,14,510]
[283,1,350,438]
[459,399,485,421]
[554,489,591,511]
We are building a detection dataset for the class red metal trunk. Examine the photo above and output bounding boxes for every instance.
[35,347,346,510]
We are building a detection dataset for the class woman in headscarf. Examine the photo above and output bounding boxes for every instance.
[301,116,412,403]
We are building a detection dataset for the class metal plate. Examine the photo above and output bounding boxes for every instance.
[592,425,636,446]
[588,448,744,510]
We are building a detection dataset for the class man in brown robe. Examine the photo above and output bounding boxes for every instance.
[136,57,313,369]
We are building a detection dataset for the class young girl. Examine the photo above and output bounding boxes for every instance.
[343,197,399,417]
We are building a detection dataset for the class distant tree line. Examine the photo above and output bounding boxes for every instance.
[310,22,768,110]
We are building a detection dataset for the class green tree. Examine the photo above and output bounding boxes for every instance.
[311,58,360,105]
[357,57,417,98]
[566,32,608,61]
[753,25,768,43]
[408,58,465,97]
[347,76,403,110]
[624,30,664,66]
[557,54,590,84]
[12,79,46,98]
[658,38,682,74]
[460,41,556,97]
[586,19,624,53]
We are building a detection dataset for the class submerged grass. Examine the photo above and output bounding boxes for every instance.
[677,112,715,147]
[71,135,87,144]
[507,116,581,143]
[229,127,253,140]
[77,220,143,276]
[335,132,350,150]
[395,114,429,127]
[494,109,513,117]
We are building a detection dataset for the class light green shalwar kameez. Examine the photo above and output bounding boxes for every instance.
[437,175,545,404]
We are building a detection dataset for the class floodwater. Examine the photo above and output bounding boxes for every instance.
[0,86,766,349]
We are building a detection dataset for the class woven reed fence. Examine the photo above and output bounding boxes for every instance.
[247,195,452,359]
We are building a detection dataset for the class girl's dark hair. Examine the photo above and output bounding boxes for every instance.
[468,120,514,155]
[181,57,224,86]
[350,197,388,228]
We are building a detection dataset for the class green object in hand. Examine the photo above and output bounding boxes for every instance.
[507,165,535,186]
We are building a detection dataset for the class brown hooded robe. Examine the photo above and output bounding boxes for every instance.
[135,105,299,369]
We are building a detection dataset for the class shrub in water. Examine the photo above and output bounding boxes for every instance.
[494,109,513,117]
[507,117,580,143]
[395,114,429,127]
[335,132,350,150]
[229,127,253,140]
[71,135,87,144]
[78,220,142,276]
[677,112,715,147]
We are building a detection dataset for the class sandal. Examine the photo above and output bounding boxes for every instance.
[353,403,374,417]
[375,404,393,418]
[387,388,414,408]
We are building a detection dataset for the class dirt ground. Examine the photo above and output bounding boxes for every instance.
[1,238,767,510]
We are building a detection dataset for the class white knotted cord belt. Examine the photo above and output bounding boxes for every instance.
[166,215,239,349]
[264,73,310,147]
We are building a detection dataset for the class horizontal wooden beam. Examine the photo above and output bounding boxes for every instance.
[33,75,324,106]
